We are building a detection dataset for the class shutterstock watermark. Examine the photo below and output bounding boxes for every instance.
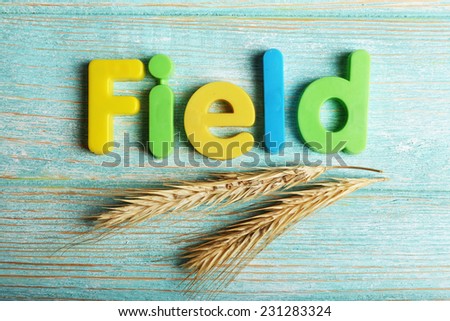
[100,132,348,168]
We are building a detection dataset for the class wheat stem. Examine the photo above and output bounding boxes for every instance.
[328,165,383,173]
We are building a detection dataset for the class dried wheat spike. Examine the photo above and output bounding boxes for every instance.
[181,177,386,285]
[94,166,331,230]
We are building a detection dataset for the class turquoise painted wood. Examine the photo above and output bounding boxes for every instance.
[1,1,450,300]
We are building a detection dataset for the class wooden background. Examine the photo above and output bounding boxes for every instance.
[1,0,449,300]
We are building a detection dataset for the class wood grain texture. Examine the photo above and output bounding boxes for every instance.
[1,1,450,300]
[2,1,450,18]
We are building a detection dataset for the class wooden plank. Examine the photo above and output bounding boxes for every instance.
[1,15,449,192]
[1,10,449,300]
[1,1,449,18]
[0,184,449,300]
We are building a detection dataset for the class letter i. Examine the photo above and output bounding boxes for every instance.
[263,49,285,153]
[148,54,174,158]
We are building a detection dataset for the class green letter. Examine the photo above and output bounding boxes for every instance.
[149,54,174,158]
[298,50,370,154]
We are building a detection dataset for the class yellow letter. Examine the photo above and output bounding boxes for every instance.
[88,59,145,155]
[184,82,255,160]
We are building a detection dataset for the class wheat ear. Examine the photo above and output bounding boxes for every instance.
[94,166,381,230]
[93,166,328,230]
[181,177,386,288]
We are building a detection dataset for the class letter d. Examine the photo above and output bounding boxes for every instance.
[298,50,370,154]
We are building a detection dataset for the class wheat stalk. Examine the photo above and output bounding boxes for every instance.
[181,177,386,289]
[94,166,324,230]
[94,166,380,230]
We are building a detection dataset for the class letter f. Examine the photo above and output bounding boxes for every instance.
[88,59,144,155]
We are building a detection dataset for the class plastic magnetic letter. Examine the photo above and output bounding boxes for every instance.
[88,59,145,155]
[263,49,285,153]
[184,82,255,160]
[148,54,174,158]
[297,50,370,154]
